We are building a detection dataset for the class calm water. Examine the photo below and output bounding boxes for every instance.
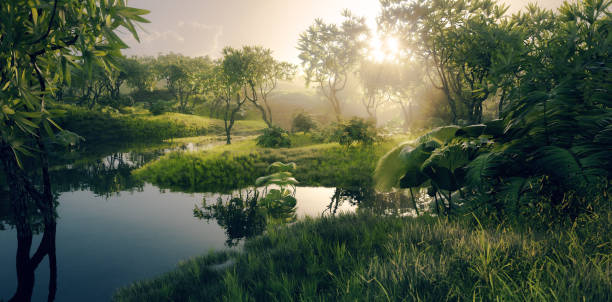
[0,143,363,301]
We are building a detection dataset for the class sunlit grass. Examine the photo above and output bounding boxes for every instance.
[114,211,611,301]
[131,136,400,193]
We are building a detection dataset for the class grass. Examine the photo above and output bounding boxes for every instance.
[53,104,266,145]
[132,137,404,193]
[145,113,266,137]
[113,210,612,301]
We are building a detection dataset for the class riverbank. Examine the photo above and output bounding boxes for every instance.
[132,137,403,193]
[113,210,611,301]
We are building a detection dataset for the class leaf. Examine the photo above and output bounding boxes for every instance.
[374,142,412,190]
[422,165,458,191]
[417,126,461,145]
[534,146,588,188]
[2,105,14,115]
[465,153,496,187]
[455,124,486,137]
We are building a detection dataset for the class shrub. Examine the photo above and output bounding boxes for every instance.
[256,126,291,148]
[333,117,379,147]
[291,112,317,133]
[149,100,170,115]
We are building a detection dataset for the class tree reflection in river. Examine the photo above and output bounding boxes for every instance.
[194,189,297,247]
[326,187,422,217]
[0,190,58,302]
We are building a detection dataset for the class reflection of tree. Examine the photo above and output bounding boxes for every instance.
[194,189,297,247]
[50,150,164,197]
[326,187,422,216]
[1,188,58,301]
[194,191,266,247]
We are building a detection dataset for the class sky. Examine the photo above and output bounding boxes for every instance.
[120,0,565,64]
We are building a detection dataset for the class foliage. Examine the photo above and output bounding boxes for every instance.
[0,2,148,301]
[376,0,612,224]
[380,0,521,124]
[114,210,612,301]
[298,10,369,119]
[193,162,298,246]
[0,0,149,163]
[238,46,296,127]
[291,111,318,133]
[134,149,265,193]
[54,105,210,144]
[154,54,214,113]
[134,138,399,193]
[256,126,291,148]
[333,117,379,147]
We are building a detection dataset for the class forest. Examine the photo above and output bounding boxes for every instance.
[0,0,610,301]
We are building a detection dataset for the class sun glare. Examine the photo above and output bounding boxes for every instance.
[368,35,400,62]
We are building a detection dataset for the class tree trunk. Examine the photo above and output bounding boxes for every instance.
[1,141,57,302]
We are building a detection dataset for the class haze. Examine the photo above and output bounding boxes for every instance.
[121,0,565,63]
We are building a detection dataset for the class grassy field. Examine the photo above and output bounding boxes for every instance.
[53,104,267,144]
[132,136,407,193]
[113,210,611,301]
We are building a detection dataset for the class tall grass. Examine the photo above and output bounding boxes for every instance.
[114,210,611,301]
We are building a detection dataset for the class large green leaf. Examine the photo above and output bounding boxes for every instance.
[534,146,589,188]
[417,126,461,145]
[455,124,486,138]
[374,142,413,190]
[422,166,458,191]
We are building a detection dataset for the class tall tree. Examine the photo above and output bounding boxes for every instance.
[0,1,148,301]
[357,60,396,123]
[380,0,514,124]
[298,10,369,120]
[239,46,295,127]
[203,47,257,144]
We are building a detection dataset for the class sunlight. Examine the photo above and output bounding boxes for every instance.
[367,34,401,62]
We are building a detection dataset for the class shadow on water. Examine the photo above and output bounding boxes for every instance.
[0,189,58,302]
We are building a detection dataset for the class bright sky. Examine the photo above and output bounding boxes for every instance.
[121,0,565,64]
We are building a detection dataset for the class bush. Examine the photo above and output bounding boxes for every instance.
[291,112,317,133]
[256,126,291,148]
[149,100,170,115]
[333,118,379,147]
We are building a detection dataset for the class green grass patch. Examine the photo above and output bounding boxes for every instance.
[113,211,611,301]
[53,104,266,145]
[132,138,402,193]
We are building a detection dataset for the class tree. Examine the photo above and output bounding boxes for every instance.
[0,1,148,300]
[202,47,256,144]
[375,0,611,223]
[240,46,295,127]
[155,53,212,113]
[124,56,157,93]
[357,60,395,124]
[380,0,514,124]
[298,10,369,120]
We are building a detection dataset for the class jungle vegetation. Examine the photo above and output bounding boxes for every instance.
[0,0,610,301]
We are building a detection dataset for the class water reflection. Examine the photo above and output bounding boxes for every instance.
[194,186,430,246]
[326,187,427,217]
[0,191,58,301]
[1,140,433,301]
[194,186,298,247]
